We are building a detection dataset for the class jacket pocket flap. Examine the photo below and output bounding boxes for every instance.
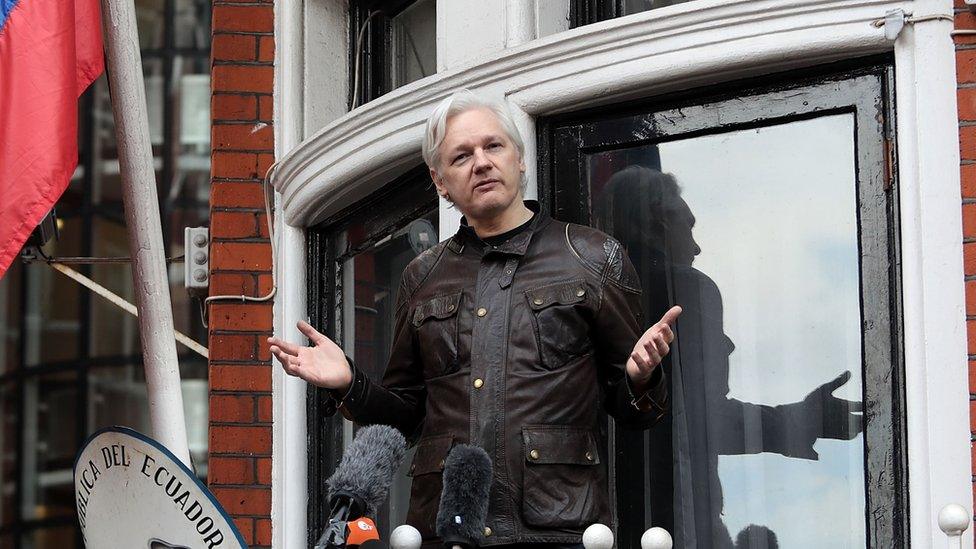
[408,434,455,476]
[525,280,587,311]
[522,426,600,465]
[412,292,462,326]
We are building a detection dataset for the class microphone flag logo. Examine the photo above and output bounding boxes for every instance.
[346,517,380,545]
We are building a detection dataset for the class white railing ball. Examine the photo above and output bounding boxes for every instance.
[582,523,614,549]
[938,503,972,536]
[641,526,673,549]
[390,524,423,549]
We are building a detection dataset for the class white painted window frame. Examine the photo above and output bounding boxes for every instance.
[271,0,970,546]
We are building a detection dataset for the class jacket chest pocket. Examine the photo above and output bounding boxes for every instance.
[521,425,607,529]
[524,280,592,370]
[412,292,462,379]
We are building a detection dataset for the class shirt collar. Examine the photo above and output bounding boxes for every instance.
[449,201,548,256]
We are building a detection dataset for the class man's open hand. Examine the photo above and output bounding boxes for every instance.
[268,320,353,391]
[626,305,682,386]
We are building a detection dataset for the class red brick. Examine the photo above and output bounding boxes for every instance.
[210,334,258,361]
[256,457,272,485]
[232,517,255,545]
[258,96,273,121]
[213,94,257,121]
[257,154,274,179]
[970,360,976,393]
[210,303,273,332]
[213,34,257,62]
[962,164,976,199]
[257,214,270,238]
[213,5,274,33]
[213,65,274,94]
[966,243,976,275]
[963,126,976,161]
[971,400,976,431]
[257,340,272,362]
[965,203,976,238]
[211,365,272,391]
[212,182,267,209]
[213,123,274,151]
[213,152,260,180]
[211,273,258,296]
[257,395,272,423]
[209,456,255,485]
[212,211,260,239]
[210,425,272,454]
[956,13,976,45]
[211,394,256,423]
[258,36,275,63]
[256,518,272,545]
[959,50,976,84]
[212,487,272,515]
[969,281,976,316]
[212,242,272,271]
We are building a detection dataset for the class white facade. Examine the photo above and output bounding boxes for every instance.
[271,1,970,546]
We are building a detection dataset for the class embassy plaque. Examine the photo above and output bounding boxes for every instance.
[74,426,247,549]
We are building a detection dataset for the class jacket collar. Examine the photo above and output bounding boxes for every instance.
[449,200,550,256]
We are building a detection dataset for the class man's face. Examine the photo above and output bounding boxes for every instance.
[430,108,526,221]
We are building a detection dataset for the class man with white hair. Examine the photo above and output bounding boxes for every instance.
[269,89,679,548]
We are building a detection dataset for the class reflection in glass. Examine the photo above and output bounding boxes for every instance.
[588,115,865,548]
[0,266,22,375]
[335,211,439,545]
[21,526,76,548]
[391,0,436,89]
[24,220,83,366]
[21,372,78,521]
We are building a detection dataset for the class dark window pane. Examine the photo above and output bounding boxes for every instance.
[88,219,141,358]
[24,221,84,366]
[22,525,78,549]
[0,264,22,374]
[135,0,166,50]
[391,0,436,88]
[175,0,212,49]
[1,383,17,526]
[21,372,78,521]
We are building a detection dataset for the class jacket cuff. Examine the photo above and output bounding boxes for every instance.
[324,356,365,415]
[626,366,667,416]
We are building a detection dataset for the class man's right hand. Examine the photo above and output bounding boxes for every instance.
[268,320,353,392]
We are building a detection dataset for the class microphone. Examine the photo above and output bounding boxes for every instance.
[315,425,407,549]
[435,445,493,549]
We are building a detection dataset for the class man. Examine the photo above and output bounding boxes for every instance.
[268,90,680,548]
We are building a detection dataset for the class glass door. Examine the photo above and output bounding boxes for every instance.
[542,64,905,548]
[307,169,439,547]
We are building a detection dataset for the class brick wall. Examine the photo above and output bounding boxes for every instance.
[208,1,276,547]
[957,0,976,531]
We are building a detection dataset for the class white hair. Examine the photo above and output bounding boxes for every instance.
[422,89,526,171]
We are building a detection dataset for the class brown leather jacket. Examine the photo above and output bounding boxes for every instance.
[335,203,668,546]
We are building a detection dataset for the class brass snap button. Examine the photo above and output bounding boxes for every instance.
[533,298,543,306]
[529,449,540,460]
[484,527,493,537]
[477,307,487,317]
[474,378,484,389]
[447,303,455,312]
[576,288,586,297]
[585,451,594,462]
[439,459,445,469]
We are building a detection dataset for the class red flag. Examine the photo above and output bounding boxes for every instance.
[0,0,105,277]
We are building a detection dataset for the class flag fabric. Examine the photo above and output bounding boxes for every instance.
[0,0,104,277]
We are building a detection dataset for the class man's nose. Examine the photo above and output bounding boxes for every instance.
[472,148,492,172]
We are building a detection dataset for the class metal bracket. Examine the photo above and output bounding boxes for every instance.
[882,9,905,41]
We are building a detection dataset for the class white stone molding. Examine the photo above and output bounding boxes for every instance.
[270,0,972,547]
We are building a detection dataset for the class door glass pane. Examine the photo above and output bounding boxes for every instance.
[334,211,439,543]
[620,0,693,15]
[588,115,865,548]
[1,383,16,527]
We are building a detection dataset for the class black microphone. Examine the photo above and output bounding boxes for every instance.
[435,445,493,549]
[315,424,407,549]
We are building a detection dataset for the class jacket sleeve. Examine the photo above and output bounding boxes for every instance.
[591,246,668,429]
[327,277,427,438]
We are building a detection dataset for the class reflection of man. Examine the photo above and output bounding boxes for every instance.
[594,166,863,548]
[268,91,679,548]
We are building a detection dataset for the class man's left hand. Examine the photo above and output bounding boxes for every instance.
[626,305,682,387]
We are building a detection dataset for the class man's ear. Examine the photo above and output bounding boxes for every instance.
[430,167,445,195]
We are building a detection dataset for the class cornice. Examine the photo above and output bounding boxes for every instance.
[275,0,904,227]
